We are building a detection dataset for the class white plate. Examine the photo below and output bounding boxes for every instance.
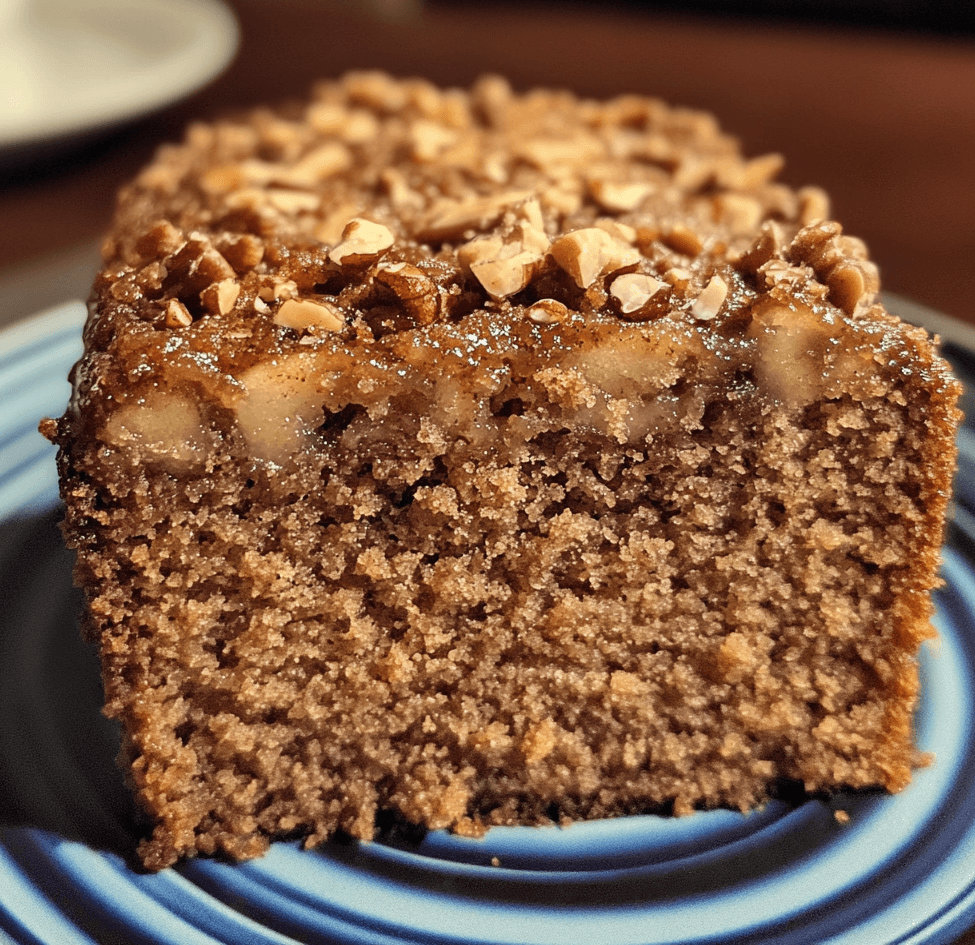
[2,299,975,945]
[0,0,238,156]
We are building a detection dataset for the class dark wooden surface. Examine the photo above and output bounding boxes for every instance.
[1,0,974,330]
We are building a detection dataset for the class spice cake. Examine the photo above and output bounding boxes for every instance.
[43,72,961,870]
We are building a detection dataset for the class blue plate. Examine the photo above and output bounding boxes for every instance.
[2,300,974,945]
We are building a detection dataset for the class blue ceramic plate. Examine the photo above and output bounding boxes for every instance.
[2,299,974,945]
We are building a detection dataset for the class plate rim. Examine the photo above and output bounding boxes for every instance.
[0,0,239,150]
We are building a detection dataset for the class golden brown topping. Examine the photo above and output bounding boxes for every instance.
[663,266,693,290]
[417,190,535,243]
[588,178,653,213]
[95,73,887,349]
[458,200,550,300]
[788,222,879,313]
[797,186,831,225]
[663,223,704,257]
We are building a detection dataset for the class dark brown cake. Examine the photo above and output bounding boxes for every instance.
[43,72,961,870]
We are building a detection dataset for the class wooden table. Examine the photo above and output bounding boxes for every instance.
[1,0,974,332]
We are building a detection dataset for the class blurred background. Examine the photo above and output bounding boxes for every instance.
[1,0,973,329]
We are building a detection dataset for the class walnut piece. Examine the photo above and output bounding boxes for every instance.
[163,298,192,328]
[458,200,550,300]
[526,299,569,324]
[609,272,663,317]
[417,190,534,243]
[201,279,241,316]
[329,218,395,267]
[273,299,345,332]
[690,274,729,321]
[549,228,641,289]
[375,262,442,325]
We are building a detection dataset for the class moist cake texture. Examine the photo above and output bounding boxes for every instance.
[44,72,961,870]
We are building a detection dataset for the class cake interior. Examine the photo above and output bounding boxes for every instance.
[67,300,948,869]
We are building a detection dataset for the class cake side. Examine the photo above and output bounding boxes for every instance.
[45,73,962,869]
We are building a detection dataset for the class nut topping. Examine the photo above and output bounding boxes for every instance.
[163,298,193,328]
[417,190,535,243]
[689,274,728,320]
[526,299,569,324]
[329,218,395,267]
[609,272,663,316]
[274,298,345,332]
[549,228,641,289]
[588,179,653,213]
[259,280,299,302]
[375,262,442,324]
[663,223,704,257]
[215,233,265,273]
[201,278,241,316]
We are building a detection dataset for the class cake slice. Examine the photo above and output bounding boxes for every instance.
[43,72,961,870]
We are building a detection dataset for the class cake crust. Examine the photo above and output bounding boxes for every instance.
[46,72,961,869]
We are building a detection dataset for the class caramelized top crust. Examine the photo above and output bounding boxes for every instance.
[64,72,959,467]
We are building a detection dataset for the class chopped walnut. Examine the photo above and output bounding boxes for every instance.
[470,74,513,124]
[381,169,423,211]
[526,299,569,324]
[663,224,704,257]
[375,262,442,324]
[259,280,299,302]
[410,119,460,162]
[663,266,693,290]
[517,134,606,171]
[595,218,638,245]
[215,234,265,274]
[713,193,763,235]
[278,143,354,187]
[417,190,535,243]
[342,70,409,113]
[609,272,663,317]
[690,274,728,320]
[136,262,167,294]
[329,219,395,267]
[163,298,193,327]
[265,188,321,214]
[201,279,241,316]
[164,237,236,307]
[549,228,641,289]
[458,200,550,300]
[274,298,345,332]
[465,239,544,301]
[826,264,872,314]
[305,102,380,143]
[787,222,879,313]
[588,179,653,213]
[740,153,785,189]
[136,221,184,261]
[737,222,785,274]
[797,187,831,225]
